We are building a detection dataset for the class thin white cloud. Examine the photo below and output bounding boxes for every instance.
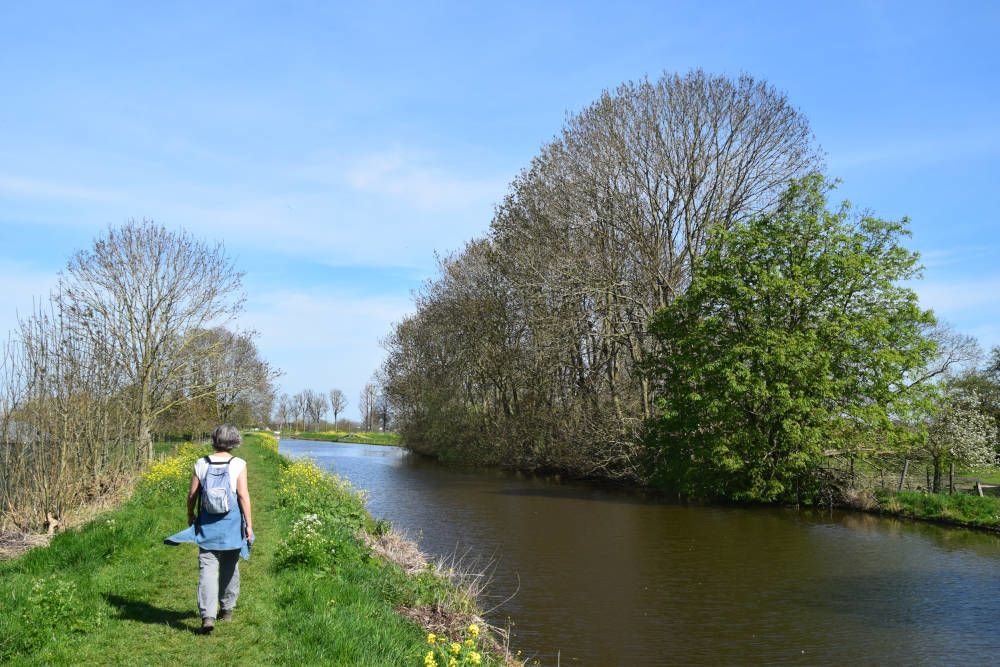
[915,277,1000,316]
[0,175,122,203]
[343,149,506,211]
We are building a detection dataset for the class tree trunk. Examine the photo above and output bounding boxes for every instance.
[137,386,154,464]
[138,415,153,464]
[932,459,942,494]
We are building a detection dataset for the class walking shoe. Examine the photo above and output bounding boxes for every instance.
[201,617,215,634]
[219,609,233,622]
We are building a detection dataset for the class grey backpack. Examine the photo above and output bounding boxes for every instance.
[200,457,236,515]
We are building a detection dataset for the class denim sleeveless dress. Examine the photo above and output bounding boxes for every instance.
[164,457,252,559]
[195,457,245,551]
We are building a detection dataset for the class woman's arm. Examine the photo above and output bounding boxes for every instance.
[236,466,253,540]
[187,474,201,525]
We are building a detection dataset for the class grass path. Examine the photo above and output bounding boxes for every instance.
[84,439,285,665]
[1,439,285,665]
[0,435,498,666]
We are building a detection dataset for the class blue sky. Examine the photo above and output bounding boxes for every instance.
[2,1,999,417]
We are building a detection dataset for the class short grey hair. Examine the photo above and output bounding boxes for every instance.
[212,425,242,451]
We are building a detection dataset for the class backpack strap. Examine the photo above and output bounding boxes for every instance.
[205,456,235,465]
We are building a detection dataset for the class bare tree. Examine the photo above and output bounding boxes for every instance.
[329,388,347,428]
[359,383,378,431]
[374,390,391,432]
[275,393,291,431]
[205,328,280,424]
[2,295,132,530]
[58,220,244,462]
[0,223,283,531]
[302,389,327,429]
[292,391,307,431]
[382,70,822,479]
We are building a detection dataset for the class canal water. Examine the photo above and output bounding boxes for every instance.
[280,439,1000,665]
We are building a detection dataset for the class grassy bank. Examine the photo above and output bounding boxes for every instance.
[290,430,402,446]
[873,490,1000,531]
[0,432,507,666]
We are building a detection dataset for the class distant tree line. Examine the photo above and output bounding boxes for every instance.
[274,382,390,432]
[381,70,1000,502]
[1,221,278,531]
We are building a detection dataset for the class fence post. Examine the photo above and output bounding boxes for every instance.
[898,459,909,492]
[949,462,954,495]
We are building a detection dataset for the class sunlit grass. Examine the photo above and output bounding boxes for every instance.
[875,490,1000,529]
[292,430,402,446]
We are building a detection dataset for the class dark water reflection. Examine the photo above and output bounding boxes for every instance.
[280,439,1000,665]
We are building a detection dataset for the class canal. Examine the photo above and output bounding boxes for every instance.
[281,438,1000,665]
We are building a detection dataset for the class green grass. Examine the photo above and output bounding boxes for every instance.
[957,465,1000,486]
[875,489,1000,529]
[0,433,500,666]
[291,430,403,446]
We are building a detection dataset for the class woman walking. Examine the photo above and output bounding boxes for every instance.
[185,425,254,634]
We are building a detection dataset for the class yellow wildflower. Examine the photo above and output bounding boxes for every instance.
[426,633,437,645]
[464,638,475,648]
[450,642,461,654]
[449,659,458,667]
[468,624,480,638]
[468,651,481,665]
[424,650,437,667]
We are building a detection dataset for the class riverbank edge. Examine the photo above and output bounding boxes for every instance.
[286,430,402,446]
[403,446,1000,536]
[856,489,1000,534]
[0,432,516,666]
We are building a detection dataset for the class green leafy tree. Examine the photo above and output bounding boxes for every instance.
[646,175,936,502]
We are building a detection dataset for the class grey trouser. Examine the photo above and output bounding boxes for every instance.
[197,548,240,620]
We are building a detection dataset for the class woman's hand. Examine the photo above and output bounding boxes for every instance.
[246,525,254,542]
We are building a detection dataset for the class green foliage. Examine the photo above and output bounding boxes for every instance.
[274,513,338,567]
[877,490,1000,528]
[0,574,98,660]
[646,175,936,502]
[275,459,370,529]
[272,460,371,568]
